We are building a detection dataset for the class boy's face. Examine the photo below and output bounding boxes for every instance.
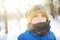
[32,13,46,24]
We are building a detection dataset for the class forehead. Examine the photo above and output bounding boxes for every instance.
[31,11,47,17]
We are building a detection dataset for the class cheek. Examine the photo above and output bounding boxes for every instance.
[32,17,46,24]
[40,17,46,22]
[32,17,40,24]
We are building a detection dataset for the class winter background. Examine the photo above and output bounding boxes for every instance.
[0,0,60,40]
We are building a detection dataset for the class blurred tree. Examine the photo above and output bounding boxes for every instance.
[3,0,8,33]
[58,7,60,15]
[46,0,60,19]
[58,0,60,15]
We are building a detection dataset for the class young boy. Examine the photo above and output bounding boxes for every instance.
[18,5,56,40]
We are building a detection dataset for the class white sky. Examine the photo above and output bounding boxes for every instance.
[0,0,47,14]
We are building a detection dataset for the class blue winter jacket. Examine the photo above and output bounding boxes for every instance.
[18,30,56,40]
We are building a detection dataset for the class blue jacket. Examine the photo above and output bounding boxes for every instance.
[18,30,56,40]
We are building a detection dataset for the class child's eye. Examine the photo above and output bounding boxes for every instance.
[34,15,38,17]
[41,15,46,17]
